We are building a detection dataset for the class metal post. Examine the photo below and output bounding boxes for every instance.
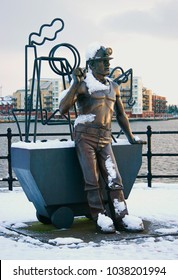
[147,125,152,187]
[7,128,13,190]
[25,45,28,142]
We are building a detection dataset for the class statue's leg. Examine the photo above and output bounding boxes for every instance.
[75,134,115,233]
[75,133,105,220]
[108,188,129,227]
[97,143,144,232]
[108,187,144,232]
[96,144,127,216]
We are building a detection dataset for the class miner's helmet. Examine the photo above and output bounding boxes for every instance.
[87,46,113,62]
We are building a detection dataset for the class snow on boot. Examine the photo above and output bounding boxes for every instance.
[96,213,116,234]
[113,199,128,218]
[112,199,144,232]
[117,215,144,232]
[113,198,129,224]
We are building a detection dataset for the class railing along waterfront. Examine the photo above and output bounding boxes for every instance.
[129,126,178,187]
[0,126,178,190]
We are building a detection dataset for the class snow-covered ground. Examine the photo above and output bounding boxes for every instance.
[0,183,178,260]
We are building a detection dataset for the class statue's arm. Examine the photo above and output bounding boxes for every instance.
[59,83,79,115]
[59,68,85,115]
[114,88,135,143]
[114,85,146,144]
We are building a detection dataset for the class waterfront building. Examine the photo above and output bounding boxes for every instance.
[8,73,168,120]
[13,78,62,113]
[13,89,27,109]
[28,78,61,112]
[152,94,167,117]
[0,96,13,113]
[131,76,143,116]
[110,68,133,117]
[112,71,151,118]
[142,87,154,118]
[120,78,133,117]
[0,96,13,120]
[119,76,143,117]
[39,78,62,112]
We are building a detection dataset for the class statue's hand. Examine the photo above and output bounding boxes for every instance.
[129,136,147,144]
[72,68,86,84]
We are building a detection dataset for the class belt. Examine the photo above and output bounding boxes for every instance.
[75,124,111,138]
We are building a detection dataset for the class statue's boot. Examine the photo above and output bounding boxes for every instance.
[87,189,115,233]
[108,189,144,232]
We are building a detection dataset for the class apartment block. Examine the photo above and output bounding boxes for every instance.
[132,76,143,116]
[152,94,167,116]
[120,78,133,117]
[13,78,62,112]
[142,87,154,117]
[10,73,167,119]
[110,68,133,116]
[0,96,13,114]
[13,89,27,109]
[40,78,62,111]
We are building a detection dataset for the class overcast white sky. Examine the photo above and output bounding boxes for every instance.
[0,0,178,104]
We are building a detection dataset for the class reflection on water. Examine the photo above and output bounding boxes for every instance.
[0,119,178,186]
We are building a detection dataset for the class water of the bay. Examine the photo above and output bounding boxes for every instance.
[0,119,178,186]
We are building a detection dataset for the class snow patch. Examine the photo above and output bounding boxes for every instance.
[20,236,43,245]
[112,138,130,145]
[48,237,83,245]
[0,226,18,236]
[85,42,102,61]
[12,222,28,229]
[134,135,141,141]
[155,227,178,234]
[74,114,96,127]
[11,139,75,150]
[122,215,144,231]
[105,155,116,187]
[1,183,178,259]
[85,72,109,93]
[97,213,115,232]
[113,199,126,215]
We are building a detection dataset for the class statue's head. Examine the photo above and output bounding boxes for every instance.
[86,43,113,76]
[86,43,113,63]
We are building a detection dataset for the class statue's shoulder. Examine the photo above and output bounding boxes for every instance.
[108,79,119,90]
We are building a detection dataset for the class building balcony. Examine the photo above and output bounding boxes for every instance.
[44,95,52,99]
[44,101,52,105]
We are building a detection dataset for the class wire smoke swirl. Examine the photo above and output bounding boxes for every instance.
[28,18,64,46]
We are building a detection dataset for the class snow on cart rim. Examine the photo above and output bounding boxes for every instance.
[11,138,131,150]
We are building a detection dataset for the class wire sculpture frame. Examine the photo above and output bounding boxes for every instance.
[12,18,135,142]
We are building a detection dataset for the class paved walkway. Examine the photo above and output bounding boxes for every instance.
[6,217,178,245]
